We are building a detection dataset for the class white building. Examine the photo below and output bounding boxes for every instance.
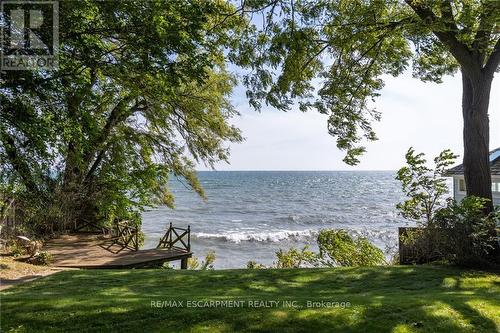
[446,148,500,206]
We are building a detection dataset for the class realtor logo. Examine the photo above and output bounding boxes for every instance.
[1,1,59,70]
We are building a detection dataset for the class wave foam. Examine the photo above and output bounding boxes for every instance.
[193,227,398,244]
[193,229,317,243]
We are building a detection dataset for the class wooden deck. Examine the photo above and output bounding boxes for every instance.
[44,234,192,269]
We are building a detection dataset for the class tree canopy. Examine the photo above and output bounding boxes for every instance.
[1,0,499,232]
[1,0,245,230]
[236,0,499,165]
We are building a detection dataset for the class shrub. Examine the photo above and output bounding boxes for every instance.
[317,230,386,267]
[396,147,457,224]
[187,257,200,270]
[26,240,43,257]
[398,227,445,264]
[188,251,216,270]
[246,261,266,269]
[160,262,173,270]
[9,242,25,257]
[396,148,499,267]
[433,197,499,266]
[400,198,499,266]
[31,251,53,265]
[200,251,216,270]
[274,246,318,268]
[136,230,145,249]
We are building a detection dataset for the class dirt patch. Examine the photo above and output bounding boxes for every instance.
[0,254,68,290]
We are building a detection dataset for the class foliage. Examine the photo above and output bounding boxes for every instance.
[274,246,318,268]
[160,262,173,270]
[8,242,25,258]
[317,229,386,267]
[25,240,43,257]
[0,0,246,232]
[269,231,385,269]
[30,251,54,266]
[433,196,499,266]
[396,147,457,224]
[246,260,267,269]
[6,237,43,258]
[2,0,498,236]
[188,250,216,270]
[134,228,146,249]
[187,257,200,270]
[236,1,500,164]
[399,227,447,264]
[200,250,216,270]
[0,195,15,222]
[400,197,499,267]
[395,149,498,266]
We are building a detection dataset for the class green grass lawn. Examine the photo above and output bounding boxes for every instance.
[1,265,499,333]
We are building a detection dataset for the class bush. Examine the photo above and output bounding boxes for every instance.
[8,242,25,257]
[200,251,216,270]
[31,251,53,265]
[433,197,499,266]
[246,261,266,269]
[396,148,499,267]
[399,227,445,264]
[396,148,456,224]
[400,198,499,267]
[317,230,386,267]
[188,251,216,270]
[26,240,43,257]
[187,257,200,269]
[274,246,318,268]
[160,262,173,270]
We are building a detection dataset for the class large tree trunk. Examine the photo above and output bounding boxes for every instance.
[461,69,494,213]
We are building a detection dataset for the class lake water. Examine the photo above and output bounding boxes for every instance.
[141,171,416,268]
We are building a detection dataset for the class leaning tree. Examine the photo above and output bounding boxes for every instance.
[236,0,499,211]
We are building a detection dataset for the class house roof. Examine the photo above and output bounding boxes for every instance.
[446,147,500,176]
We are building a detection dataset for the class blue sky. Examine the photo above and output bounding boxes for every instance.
[198,70,500,171]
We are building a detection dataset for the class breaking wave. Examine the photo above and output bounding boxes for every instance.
[193,229,317,243]
[193,228,398,245]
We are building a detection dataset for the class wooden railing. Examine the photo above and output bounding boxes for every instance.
[74,219,104,233]
[157,223,191,252]
[104,220,140,253]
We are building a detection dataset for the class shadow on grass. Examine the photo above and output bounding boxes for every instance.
[1,266,498,332]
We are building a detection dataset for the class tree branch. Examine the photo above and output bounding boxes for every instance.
[301,44,329,72]
[472,1,498,66]
[0,128,38,193]
[484,38,500,77]
[83,96,138,182]
[404,0,479,77]
[439,0,459,33]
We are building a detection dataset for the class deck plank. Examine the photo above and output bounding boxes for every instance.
[43,234,191,268]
